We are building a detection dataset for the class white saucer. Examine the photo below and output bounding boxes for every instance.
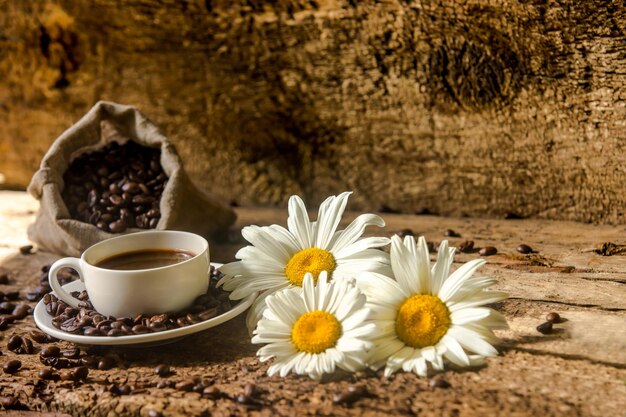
[34,263,255,346]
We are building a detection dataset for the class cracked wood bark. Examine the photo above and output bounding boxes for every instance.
[1,1,625,224]
[0,191,625,417]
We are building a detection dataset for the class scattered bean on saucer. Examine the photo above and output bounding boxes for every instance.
[43,266,232,337]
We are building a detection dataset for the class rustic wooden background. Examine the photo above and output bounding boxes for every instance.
[1,0,625,224]
[0,191,625,416]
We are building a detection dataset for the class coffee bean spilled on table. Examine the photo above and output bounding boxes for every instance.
[62,141,167,233]
[44,266,232,337]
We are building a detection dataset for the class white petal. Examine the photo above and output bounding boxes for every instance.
[450,307,492,325]
[390,235,420,294]
[438,259,486,302]
[415,236,432,295]
[430,240,454,294]
[330,213,386,253]
[448,291,508,312]
[242,225,292,263]
[302,273,316,312]
[341,308,371,331]
[287,195,313,249]
[448,326,498,357]
[314,192,351,249]
[334,237,391,259]
[441,334,470,366]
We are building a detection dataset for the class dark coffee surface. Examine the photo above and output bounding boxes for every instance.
[95,248,196,270]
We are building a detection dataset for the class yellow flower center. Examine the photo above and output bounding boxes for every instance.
[291,311,342,354]
[395,294,451,348]
[284,248,336,286]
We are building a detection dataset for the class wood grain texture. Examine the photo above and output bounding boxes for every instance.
[0,191,625,416]
[0,1,625,222]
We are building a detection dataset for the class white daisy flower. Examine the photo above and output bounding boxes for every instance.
[251,272,375,380]
[361,235,508,377]
[218,192,390,331]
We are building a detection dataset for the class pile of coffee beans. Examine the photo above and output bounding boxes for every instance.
[62,141,167,233]
[44,266,231,337]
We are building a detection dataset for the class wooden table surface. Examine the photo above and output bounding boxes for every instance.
[0,191,625,417]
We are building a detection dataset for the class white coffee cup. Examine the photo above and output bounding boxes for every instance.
[48,230,210,318]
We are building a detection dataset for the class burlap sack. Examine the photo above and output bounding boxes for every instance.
[27,101,236,256]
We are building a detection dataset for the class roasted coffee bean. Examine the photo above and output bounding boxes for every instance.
[107,329,122,337]
[0,273,9,284]
[78,301,93,310]
[457,240,475,253]
[26,287,47,302]
[546,312,562,323]
[198,308,218,321]
[203,386,221,398]
[29,330,55,344]
[60,318,81,333]
[429,378,451,389]
[62,348,81,359]
[150,313,169,324]
[185,313,200,324]
[40,346,61,358]
[81,356,99,368]
[19,244,34,255]
[516,244,533,254]
[444,229,460,238]
[236,394,258,405]
[11,304,30,320]
[149,322,167,332]
[0,301,15,313]
[98,356,115,370]
[92,314,106,325]
[131,325,149,334]
[51,358,72,369]
[5,291,19,300]
[119,384,133,395]
[59,370,75,381]
[83,327,100,336]
[7,335,23,352]
[536,321,553,334]
[175,379,195,392]
[3,359,21,374]
[22,338,34,354]
[156,380,175,389]
[0,318,9,331]
[479,246,498,256]
[109,220,126,233]
[176,317,190,327]
[333,386,368,405]
[39,368,59,380]
[155,364,172,377]
[73,365,89,381]
[45,301,57,316]
[45,294,56,304]
[397,228,414,238]
[96,221,109,232]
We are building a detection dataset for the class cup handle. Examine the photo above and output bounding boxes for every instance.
[48,257,84,309]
